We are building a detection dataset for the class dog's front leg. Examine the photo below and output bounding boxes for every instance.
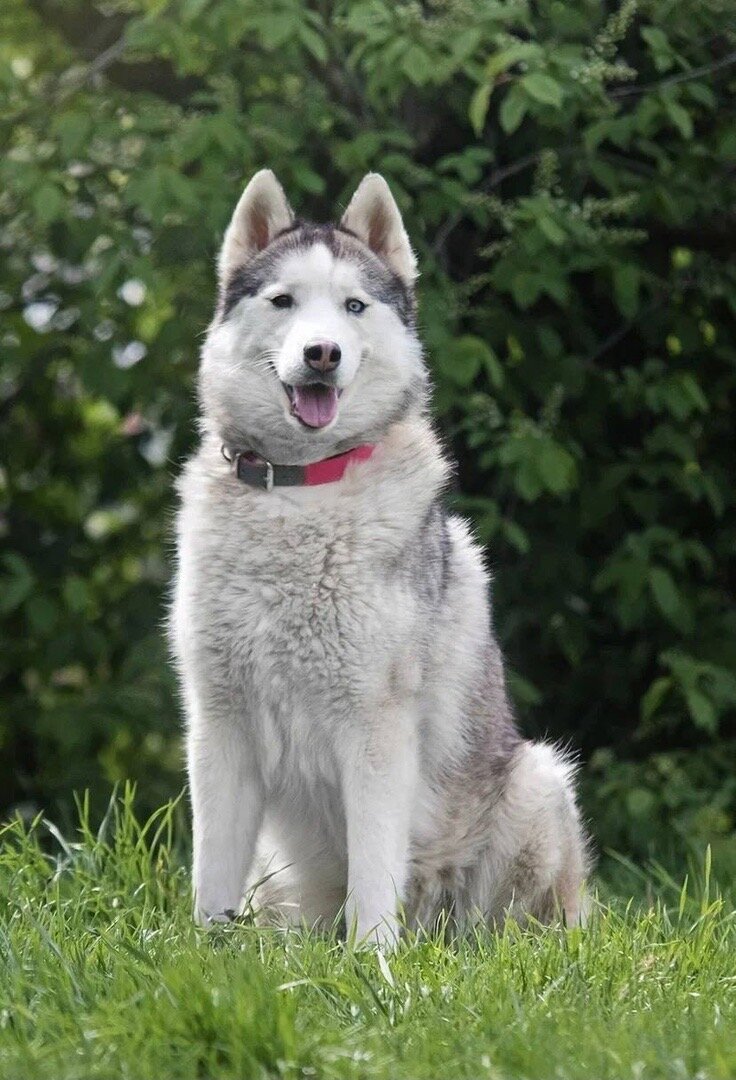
[341,712,418,947]
[188,721,264,926]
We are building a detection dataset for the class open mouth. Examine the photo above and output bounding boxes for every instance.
[283,382,342,429]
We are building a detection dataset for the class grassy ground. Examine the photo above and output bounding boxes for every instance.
[1,790,734,1080]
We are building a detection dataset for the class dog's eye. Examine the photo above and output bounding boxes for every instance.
[270,294,294,309]
[345,298,367,315]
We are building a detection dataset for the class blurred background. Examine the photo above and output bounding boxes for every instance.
[1,0,734,881]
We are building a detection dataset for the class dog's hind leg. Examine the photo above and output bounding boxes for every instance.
[468,741,589,928]
[248,818,347,932]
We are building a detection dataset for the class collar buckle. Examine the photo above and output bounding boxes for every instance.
[263,460,274,492]
[228,447,276,491]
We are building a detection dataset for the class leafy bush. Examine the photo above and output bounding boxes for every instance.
[1,0,734,863]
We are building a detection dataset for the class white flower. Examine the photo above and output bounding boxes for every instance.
[23,301,58,332]
[11,57,33,79]
[118,279,147,306]
[112,341,147,368]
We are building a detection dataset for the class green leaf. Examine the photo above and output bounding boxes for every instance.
[521,73,563,108]
[63,576,90,614]
[537,326,563,357]
[506,668,542,705]
[256,13,298,49]
[537,214,565,246]
[613,264,641,319]
[469,82,492,136]
[538,271,569,305]
[684,689,717,733]
[536,442,577,495]
[641,677,672,723]
[510,271,541,308]
[626,787,656,818]
[663,98,693,140]
[54,112,92,156]
[485,42,539,80]
[298,25,329,64]
[514,460,544,501]
[641,26,674,73]
[501,519,530,555]
[181,0,210,20]
[499,86,528,133]
[649,566,682,623]
[32,183,65,225]
[483,348,504,389]
[444,335,498,387]
[402,44,436,86]
[679,374,708,413]
[450,27,482,64]
[0,554,34,615]
[25,595,59,634]
[291,164,326,195]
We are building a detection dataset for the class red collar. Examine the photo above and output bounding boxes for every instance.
[224,444,376,491]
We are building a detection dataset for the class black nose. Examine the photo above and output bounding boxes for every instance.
[303,340,341,373]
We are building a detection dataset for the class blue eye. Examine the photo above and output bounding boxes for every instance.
[346,298,367,315]
[271,294,293,309]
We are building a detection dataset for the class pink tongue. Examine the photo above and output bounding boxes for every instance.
[292,384,339,428]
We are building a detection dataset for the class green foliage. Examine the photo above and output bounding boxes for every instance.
[1,792,735,1079]
[1,0,735,863]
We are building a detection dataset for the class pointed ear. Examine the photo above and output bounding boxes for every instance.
[218,170,293,282]
[340,173,417,285]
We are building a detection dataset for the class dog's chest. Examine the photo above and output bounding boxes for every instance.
[196,492,412,714]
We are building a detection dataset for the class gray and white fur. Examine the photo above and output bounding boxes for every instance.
[170,170,589,944]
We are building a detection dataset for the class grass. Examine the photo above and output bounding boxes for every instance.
[1,788,734,1080]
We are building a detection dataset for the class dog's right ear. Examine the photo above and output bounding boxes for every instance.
[218,170,293,282]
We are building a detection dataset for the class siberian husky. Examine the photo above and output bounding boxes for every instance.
[170,170,589,944]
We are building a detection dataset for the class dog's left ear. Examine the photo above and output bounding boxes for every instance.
[340,174,417,285]
[218,169,294,282]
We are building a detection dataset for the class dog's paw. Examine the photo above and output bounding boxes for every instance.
[195,906,238,927]
[350,919,401,954]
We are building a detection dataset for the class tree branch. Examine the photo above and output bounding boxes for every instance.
[611,49,736,99]
[27,0,206,105]
[431,152,541,258]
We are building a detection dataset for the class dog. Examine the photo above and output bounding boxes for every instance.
[170,170,589,944]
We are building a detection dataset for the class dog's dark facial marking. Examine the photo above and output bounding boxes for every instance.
[221,248,286,317]
[219,221,415,325]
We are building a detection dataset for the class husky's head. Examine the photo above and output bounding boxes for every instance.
[200,171,427,464]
